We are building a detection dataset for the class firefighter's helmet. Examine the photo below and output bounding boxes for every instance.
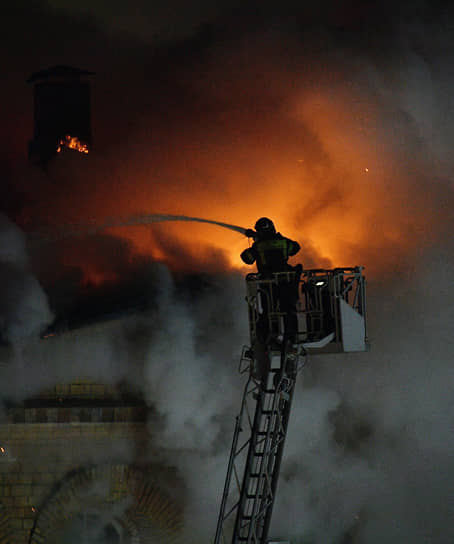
[254,217,276,235]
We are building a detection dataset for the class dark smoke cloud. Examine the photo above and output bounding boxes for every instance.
[2,2,454,543]
[4,3,452,277]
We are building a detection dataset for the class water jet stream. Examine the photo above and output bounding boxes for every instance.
[30,214,248,244]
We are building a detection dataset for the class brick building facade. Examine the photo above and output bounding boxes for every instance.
[0,379,186,543]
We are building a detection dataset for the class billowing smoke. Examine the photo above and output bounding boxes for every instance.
[0,216,249,538]
[271,251,454,543]
[2,214,454,543]
[0,213,53,343]
[1,2,454,543]
[5,6,453,277]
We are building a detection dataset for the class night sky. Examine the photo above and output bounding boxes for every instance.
[2,1,454,542]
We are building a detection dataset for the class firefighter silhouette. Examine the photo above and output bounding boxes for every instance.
[242,218,301,347]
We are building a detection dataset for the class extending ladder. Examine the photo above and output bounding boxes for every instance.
[214,347,298,544]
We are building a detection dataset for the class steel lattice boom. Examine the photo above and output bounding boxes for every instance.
[215,268,367,544]
[214,345,298,544]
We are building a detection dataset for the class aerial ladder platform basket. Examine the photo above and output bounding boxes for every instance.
[214,267,368,544]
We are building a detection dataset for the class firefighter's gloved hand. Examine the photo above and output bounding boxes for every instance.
[245,229,256,238]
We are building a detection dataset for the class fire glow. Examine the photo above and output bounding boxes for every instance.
[56,135,89,154]
[28,76,440,287]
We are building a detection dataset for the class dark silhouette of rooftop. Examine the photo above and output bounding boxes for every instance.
[27,65,95,83]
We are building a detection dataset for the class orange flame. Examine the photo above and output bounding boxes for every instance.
[56,135,89,154]
[31,81,442,285]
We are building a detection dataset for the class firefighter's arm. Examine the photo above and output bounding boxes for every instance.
[241,248,256,265]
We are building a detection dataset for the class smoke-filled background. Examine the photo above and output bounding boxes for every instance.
[2,1,454,542]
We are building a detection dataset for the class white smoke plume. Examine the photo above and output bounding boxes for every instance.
[141,268,248,540]
[1,212,453,543]
[1,4,454,543]
[0,213,53,343]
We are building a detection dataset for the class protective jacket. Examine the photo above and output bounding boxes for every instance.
[241,233,300,276]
